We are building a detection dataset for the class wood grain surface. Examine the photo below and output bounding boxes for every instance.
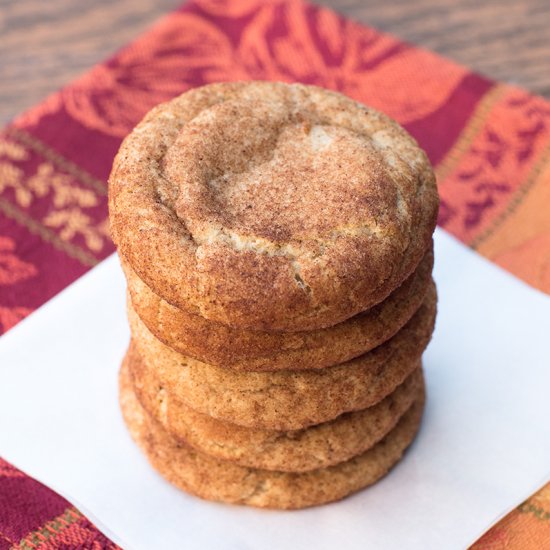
[1,0,549,125]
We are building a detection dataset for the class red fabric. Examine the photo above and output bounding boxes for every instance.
[0,459,118,549]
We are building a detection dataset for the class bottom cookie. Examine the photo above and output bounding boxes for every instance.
[120,367,425,510]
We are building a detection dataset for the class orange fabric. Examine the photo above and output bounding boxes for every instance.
[436,85,550,299]
[473,485,550,549]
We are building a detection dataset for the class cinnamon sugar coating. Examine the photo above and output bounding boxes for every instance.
[124,246,433,371]
[109,82,438,331]
[124,346,423,473]
[120,363,425,510]
[128,282,436,430]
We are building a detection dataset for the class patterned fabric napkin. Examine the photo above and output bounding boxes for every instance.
[1,0,549,547]
[0,460,118,549]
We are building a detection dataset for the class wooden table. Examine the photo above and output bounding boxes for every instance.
[1,0,549,125]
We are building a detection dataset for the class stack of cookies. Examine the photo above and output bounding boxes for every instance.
[109,82,439,510]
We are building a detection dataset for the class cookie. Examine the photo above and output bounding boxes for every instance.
[120,367,425,509]
[125,345,423,472]
[110,81,438,331]
[128,281,436,430]
[124,246,433,371]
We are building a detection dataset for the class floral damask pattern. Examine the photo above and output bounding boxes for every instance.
[0,456,121,549]
[16,11,243,137]
[55,11,245,137]
[44,209,108,252]
[27,164,97,209]
[0,133,110,333]
[15,0,466,138]
[0,140,30,206]
[0,135,109,257]
[237,2,467,123]
[437,88,550,244]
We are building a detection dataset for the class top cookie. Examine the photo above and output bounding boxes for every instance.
[109,82,438,331]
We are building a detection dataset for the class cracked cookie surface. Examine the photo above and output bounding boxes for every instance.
[109,81,438,331]
[124,246,433,371]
